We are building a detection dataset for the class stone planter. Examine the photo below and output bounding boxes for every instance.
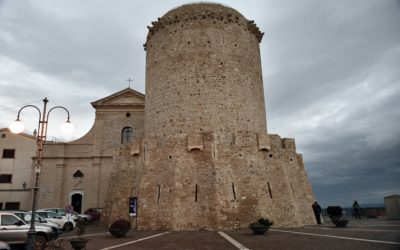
[109,228,130,238]
[332,219,349,227]
[249,223,271,235]
[69,238,89,250]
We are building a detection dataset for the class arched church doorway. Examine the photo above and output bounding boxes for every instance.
[71,193,83,213]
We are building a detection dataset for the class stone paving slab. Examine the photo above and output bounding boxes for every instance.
[112,231,237,250]
[286,226,400,243]
[46,230,164,250]
[227,229,400,250]
[29,218,400,250]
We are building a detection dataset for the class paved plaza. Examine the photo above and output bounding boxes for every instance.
[34,218,400,250]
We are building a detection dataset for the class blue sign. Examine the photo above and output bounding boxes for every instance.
[129,197,137,217]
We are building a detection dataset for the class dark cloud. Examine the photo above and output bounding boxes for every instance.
[0,0,399,207]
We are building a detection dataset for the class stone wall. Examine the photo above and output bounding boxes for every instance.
[144,3,267,137]
[102,132,316,229]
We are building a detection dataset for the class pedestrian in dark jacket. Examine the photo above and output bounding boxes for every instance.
[352,200,361,219]
[312,201,322,224]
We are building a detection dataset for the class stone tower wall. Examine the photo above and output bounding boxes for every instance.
[102,132,316,229]
[144,4,267,137]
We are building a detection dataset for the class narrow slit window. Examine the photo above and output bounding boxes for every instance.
[195,184,198,202]
[290,182,296,198]
[232,183,236,200]
[157,185,161,204]
[267,181,273,199]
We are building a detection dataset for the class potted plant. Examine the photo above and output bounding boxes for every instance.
[249,217,273,235]
[109,218,131,238]
[69,217,89,250]
[327,206,349,227]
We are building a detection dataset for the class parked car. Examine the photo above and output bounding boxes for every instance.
[12,211,63,237]
[39,208,78,220]
[0,211,55,247]
[72,211,92,221]
[84,208,102,221]
[36,210,76,231]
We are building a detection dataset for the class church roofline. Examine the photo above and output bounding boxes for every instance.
[91,87,145,108]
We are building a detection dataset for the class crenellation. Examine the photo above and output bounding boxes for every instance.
[281,138,296,150]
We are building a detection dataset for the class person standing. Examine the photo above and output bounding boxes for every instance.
[352,200,361,219]
[312,201,322,224]
[65,204,74,214]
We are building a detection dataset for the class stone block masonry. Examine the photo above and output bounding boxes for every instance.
[144,3,266,137]
[102,132,315,229]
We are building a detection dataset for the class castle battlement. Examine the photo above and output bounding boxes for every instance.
[116,132,300,157]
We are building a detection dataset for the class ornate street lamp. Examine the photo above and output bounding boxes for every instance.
[9,97,73,250]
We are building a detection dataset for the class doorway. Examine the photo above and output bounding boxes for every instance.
[71,193,83,213]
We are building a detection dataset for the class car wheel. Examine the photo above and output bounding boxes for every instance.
[63,222,73,231]
[34,235,47,250]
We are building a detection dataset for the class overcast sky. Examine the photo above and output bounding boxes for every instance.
[1,0,399,208]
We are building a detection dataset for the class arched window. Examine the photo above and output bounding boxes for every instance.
[121,127,133,144]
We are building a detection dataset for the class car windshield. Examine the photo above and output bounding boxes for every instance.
[14,213,43,223]
[56,209,66,216]
[37,211,61,219]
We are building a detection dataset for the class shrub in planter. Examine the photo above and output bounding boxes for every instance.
[249,217,273,235]
[327,206,348,227]
[327,206,342,219]
[70,217,89,250]
[109,218,131,238]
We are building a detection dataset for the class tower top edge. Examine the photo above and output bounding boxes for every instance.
[143,2,264,50]
[163,2,244,19]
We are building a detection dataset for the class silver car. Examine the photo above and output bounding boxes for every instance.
[12,211,63,238]
[36,210,76,231]
[0,211,55,247]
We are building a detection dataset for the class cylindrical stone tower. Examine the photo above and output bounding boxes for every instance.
[144,3,267,137]
[102,3,317,230]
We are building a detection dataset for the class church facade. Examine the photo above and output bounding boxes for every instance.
[37,88,145,213]
[38,3,316,229]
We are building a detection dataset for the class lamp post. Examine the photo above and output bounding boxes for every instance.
[9,97,73,250]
